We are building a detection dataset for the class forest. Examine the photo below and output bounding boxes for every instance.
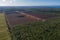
[9,18,60,40]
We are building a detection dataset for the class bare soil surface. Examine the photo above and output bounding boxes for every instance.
[5,12,44,26]
[5,11,56,26]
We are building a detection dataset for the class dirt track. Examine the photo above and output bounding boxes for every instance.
[18,12,46,21]
[17,12,44,21]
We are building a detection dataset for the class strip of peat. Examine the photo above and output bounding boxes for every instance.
[5,11,46,26]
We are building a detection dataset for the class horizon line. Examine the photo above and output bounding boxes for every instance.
[0,5,60,7]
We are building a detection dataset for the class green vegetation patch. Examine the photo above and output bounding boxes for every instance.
[0,13,11,40]
[10,18,60,40]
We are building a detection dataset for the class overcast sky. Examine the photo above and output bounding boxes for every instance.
[0,0,60,6]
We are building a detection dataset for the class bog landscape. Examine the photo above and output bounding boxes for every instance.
[0,6,60,40]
